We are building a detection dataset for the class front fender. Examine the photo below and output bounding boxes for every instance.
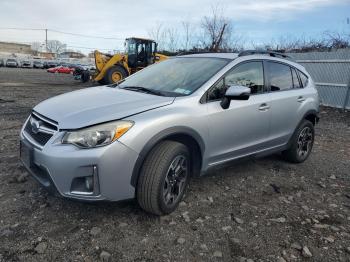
[129,126,205,187]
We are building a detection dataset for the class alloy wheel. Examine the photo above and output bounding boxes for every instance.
[162,155,188,206]
[297,126,313,158]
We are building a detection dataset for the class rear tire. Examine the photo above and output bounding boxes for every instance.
[137,141,190,215]
[104,65,128,84]
[282,119,314,163]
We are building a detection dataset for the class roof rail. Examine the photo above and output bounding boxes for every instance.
[238,50,292,59]
[176,51,233,56]
[177,51,210,56]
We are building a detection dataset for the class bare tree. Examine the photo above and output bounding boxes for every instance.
[148,22,166,51]
[270,31,350,52]
[200,5,232,51]
[324,31,350,49]
[46,40,67,54]
[165,27,179,52]
[181,20,192,50]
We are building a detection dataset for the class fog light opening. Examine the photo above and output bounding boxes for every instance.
[70,166,100,196]
[85,176,94,191]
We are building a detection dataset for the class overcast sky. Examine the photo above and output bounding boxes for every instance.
[0,0,349,53]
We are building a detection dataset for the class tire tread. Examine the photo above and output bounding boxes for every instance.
[137,141,188,215]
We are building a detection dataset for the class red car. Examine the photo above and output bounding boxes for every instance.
[47,66,74,74]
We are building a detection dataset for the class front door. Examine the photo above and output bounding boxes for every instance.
[205,61,271,166]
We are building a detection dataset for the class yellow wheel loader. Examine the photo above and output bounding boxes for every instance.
[91,37,168,85]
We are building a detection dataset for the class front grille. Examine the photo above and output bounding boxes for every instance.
[23,112,58,147]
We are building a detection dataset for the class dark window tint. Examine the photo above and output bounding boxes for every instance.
[298,70,309,87]
[291,68,301,88]
[208,61,264,101]
[267,62,293,91]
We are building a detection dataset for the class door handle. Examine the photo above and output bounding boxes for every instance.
[297,96,306,102]
[259,103,270,111]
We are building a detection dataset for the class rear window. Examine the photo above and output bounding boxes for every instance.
[266,62,293,91]
[298,70,309,87]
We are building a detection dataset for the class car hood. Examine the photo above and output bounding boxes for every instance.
[34,86,175,129]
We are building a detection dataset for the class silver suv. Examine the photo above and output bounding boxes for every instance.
[20,51,319,215]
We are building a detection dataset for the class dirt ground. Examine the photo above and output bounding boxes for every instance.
[0,68,349,262]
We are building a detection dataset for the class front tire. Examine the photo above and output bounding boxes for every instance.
[283,119,314,163]
[137,141,190,215]
[81,71,90,83]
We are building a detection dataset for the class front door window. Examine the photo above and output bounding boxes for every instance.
[208,61,264,101]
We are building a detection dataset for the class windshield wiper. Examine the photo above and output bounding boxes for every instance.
[108,79,125,87]
[120,86,164,96]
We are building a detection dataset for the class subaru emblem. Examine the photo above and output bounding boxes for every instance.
[30,118,41,134]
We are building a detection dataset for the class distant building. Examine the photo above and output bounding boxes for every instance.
[59,51,85,59]
[0,41,33,54]
[37,52,56,59]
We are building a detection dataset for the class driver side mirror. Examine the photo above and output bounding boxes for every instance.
[220,85,251,109]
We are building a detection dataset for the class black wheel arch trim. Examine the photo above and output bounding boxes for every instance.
[302,109,320,125]
[130,126,205,187]
[287,109,319,148]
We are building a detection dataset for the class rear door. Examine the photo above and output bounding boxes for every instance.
[265,61,307,146]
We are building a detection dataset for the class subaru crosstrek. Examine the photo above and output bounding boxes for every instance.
[20,51,319,215]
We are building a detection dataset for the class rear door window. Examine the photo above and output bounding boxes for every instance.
[266,62,293,91]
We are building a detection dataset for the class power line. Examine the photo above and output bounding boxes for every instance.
[0,27,43,31]
[66,45,119,51]
[50,29,124,40]
[0,27,125,53]
[0,27,124,40]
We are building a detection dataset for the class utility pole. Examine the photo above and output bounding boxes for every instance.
[45,29,48,52]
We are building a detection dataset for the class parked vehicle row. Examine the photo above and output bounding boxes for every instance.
[0,58,95,70]
[46,63,95,74]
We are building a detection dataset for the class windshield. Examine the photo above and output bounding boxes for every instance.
[118,57,229,96]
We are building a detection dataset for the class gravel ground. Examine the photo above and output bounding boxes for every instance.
[0,68,349,262]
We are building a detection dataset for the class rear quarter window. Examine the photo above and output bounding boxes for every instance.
[291,68,301,88]
[298,70,309,87]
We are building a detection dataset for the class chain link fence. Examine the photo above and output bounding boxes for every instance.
[288,49,350,109]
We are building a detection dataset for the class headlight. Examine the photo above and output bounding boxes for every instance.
[62,121,133,148]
